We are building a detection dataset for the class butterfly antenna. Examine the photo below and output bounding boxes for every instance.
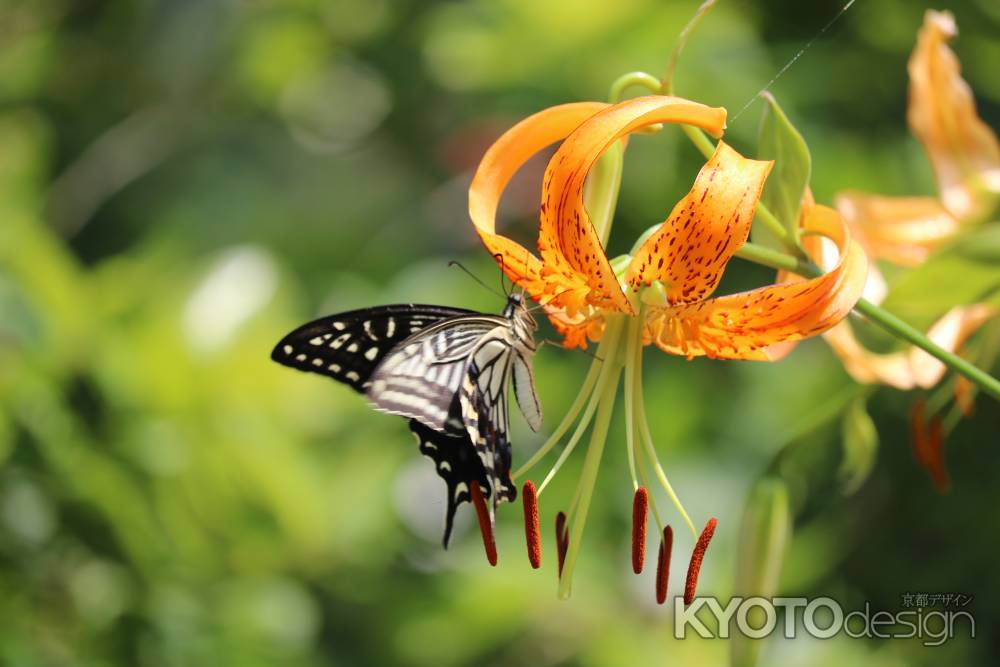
[539,338,603,362]
[526,287,576,314]
[493,253,512,297]
[448,260,506,299]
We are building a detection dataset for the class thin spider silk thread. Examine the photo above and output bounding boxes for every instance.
[729,0,859,124]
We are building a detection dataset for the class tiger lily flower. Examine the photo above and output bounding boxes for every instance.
[828,10,999,393]
[468,95,867,597]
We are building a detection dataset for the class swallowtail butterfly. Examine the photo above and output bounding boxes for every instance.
[271,295,542,546]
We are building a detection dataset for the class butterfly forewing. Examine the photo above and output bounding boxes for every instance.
[270,304,473,392]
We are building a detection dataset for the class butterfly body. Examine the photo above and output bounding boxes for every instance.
[271,294,541,545]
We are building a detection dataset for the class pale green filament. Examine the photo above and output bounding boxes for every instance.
[512,347,604,482]
[538,320,624,496]
[536,376,602,496]
[624,312,665,534]
[557,316,626,599]
[632,305,697,539]
[633,431,665,534]
[623,314,641,491]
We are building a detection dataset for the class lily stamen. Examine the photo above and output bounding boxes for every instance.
[522,481,542,569]
[632,487,649,574]
[470,481,498,566]
[655,526,673,605]
[684,518,718,605]
[555,511,569,576]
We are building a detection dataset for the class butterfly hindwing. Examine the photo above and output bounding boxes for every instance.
[458,334,520,520]
[408,417,489,547]
[271,304,473,392]
[366,316,507,431]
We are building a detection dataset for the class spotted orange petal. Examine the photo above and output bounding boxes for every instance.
[644,205,868,360]
[835,191,960,266]
[539,95,728,316]
[766,188,818,361]
[908,10,1000,221]
[625,141,772,303]
[469,102,609,302]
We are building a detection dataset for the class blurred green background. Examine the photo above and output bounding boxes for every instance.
[1,0,998,665]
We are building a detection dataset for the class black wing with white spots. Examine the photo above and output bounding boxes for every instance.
[270,305,473,393]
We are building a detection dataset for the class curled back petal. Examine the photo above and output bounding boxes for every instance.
[644,205,868,360]
[625,141,772,303]
[825,304,997,389]
[469,102,609,300]
[539,95,728,316]
[908,10,1000,221]
[835,191,959,266]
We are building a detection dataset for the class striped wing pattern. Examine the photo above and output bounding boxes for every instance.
[458,334,522,521]
[270,305,473,392]
[366,316,506,432]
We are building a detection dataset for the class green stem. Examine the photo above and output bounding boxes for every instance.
[608,71,661,103]
[662,0,718,91]
[853,299,1000,402]
[735,241,1000,402]
[735,240,814,275]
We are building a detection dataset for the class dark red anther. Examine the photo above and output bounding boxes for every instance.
[927,417,951,493]
[470,481,497,566]
[910,399,952,494]
[684,518,717,605]
[655,525,672,605]
[555,511,569,577]
[632,487,649,574]
[522,481,541,569]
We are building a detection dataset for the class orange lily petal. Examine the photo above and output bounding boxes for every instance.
[954,375,975,417]
[765,189,820,361]
[625,141,772,303]
[908,10,1000,220]
[824,304,997,389]
[835,191,959,266]
[539,95,728,316]
[644,204,868,360]
[469,102,609,300]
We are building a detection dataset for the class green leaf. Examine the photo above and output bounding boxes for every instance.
[839,396,879,496]
[878,225,1000,331]
[731,477,790,667]
[754,92,811,250]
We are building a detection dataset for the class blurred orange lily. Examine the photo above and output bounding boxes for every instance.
[466,95,868,598]
[469,95,867,358]
[829,10,999,391]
